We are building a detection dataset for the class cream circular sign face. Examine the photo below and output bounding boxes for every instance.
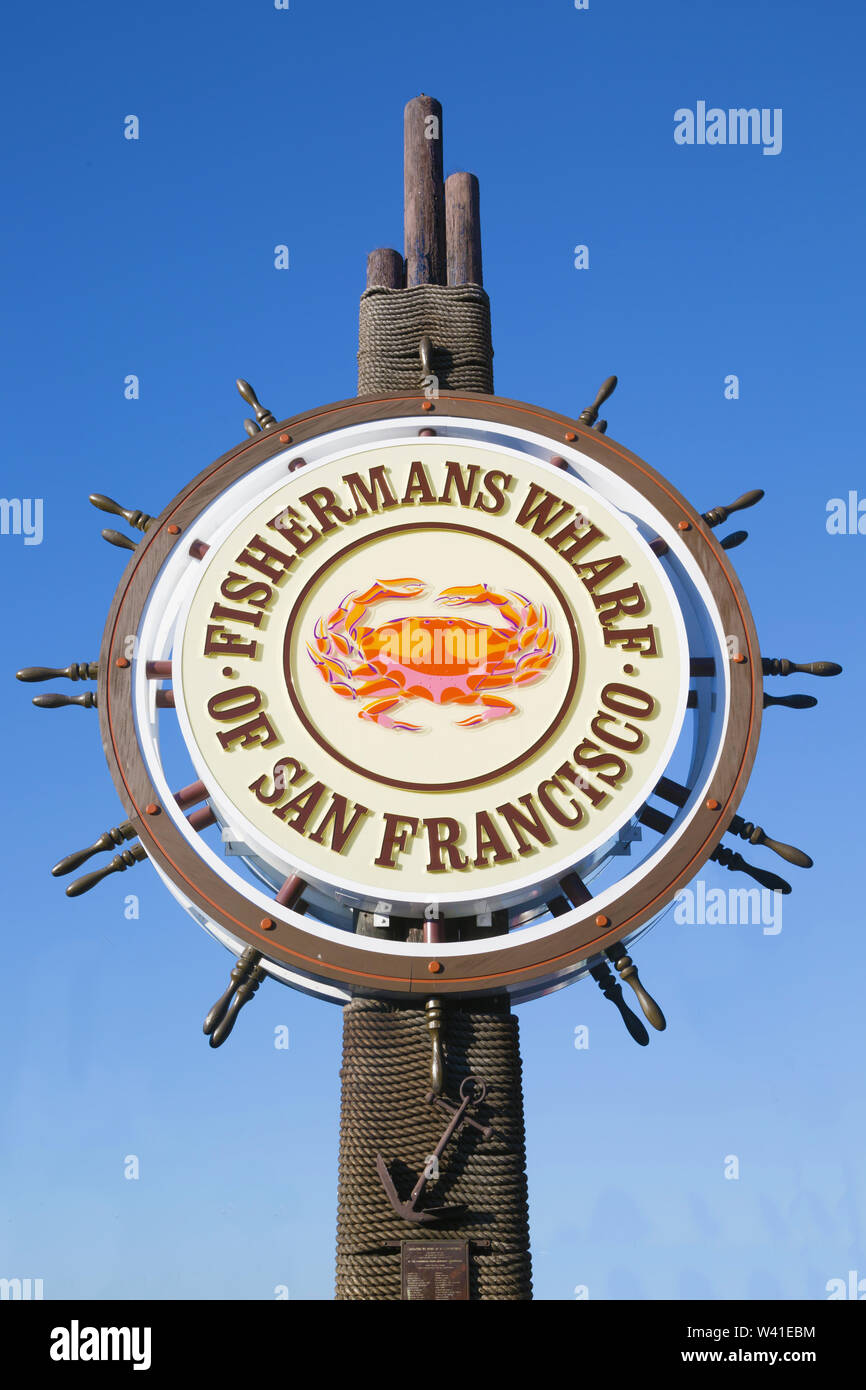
[174,437,689,908]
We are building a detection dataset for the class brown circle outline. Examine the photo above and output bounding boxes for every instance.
[97,391,762,1001]
[279,520,580,792]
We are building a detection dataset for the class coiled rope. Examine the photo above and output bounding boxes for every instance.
[357,284,494,395]
[335,998,533,1300]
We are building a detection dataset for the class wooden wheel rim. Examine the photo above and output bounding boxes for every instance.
[98,392,762,1001]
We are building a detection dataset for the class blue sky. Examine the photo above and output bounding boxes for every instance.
[2,0,864,1300]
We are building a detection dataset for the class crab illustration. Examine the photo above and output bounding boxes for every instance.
[306,577,556,730]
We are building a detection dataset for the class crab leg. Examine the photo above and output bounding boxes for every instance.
[359,696,423,731]
[357,674,403,697]
[471,672,519,691]
[455,695,516,728]
[309,612,363,666]
[305,640,356,698]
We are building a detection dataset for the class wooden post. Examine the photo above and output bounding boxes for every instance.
[445,172,483,286]
[366,248,404,289]
[403,95,446,287]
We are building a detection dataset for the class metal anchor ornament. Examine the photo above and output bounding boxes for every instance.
[375,1076,493,1224]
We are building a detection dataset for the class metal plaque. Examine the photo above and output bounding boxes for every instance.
[401,1241,470,1300]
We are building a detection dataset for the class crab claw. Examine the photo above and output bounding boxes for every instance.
[436,583,489,606]
[371,577,425,600]
[343,579,426,640]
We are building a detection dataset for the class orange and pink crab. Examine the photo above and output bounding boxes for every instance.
[306,578,556,730]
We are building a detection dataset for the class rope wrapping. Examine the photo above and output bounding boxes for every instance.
[357,284,494,395]
[334,998,533,1300]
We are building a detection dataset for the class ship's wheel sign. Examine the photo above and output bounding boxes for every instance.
[175,432,689,913]
[28,390,823,1007]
